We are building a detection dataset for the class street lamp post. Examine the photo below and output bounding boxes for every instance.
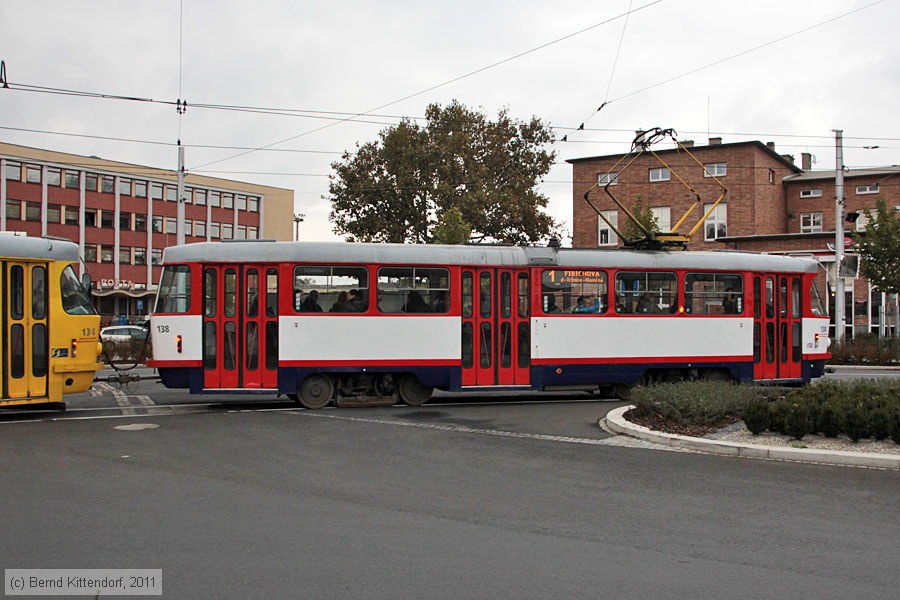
[294,213,305,241]
[834,130,845,343]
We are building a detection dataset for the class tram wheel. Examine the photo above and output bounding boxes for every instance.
[297,375,335,410]
[613,383,635,402]
[702,369,733,383]
[397,375,433,407]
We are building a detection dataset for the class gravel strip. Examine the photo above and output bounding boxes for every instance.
[709,422,900,456]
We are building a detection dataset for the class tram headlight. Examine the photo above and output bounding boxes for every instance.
[176,335,182,354]
[71,338,77,358]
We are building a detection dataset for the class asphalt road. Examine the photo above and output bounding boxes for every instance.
[1,387,898,599]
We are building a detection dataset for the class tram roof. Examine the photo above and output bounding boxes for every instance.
[163,241,820,274]
[0,235,80,261]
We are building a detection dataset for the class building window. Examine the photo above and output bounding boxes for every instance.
[800,212,823,233]
[248,196,259,212]
[165,217,177,234]
[85,173,98,191]
[151,249,163,265]
[210,222,220,238]
[196,189,208,206]
[152,215,164,233]
[4,161,21,180]
[119,247,132,265]
[134,247,147,265]
[194,220,206,238]
[248,226,258,239]
[64,206,78,225]
[100,210,114,229]
[65,171,79,188]
[25,202,41,221]
[704,162,727,178]
[855,212,869,232]
[134,180,147,198]
[47,168,61,186]
[704,203,727,240]
[222,223,233,239]
[649,167,670,182]
[151,183,163,200]
[101,176,114,193]
[85,208,97,227]
[84,245,97,263]
[236,194,246,211]
[768,169,775,184]
[651,206,671,232]
[598,172,618,186]
[26,165,41,183]
[6,200,21,220]
[236,225,247,240]
[118,178,132,195]
[166,186,177,202]
[210,191,221,208]
[800,189,823,198]
[134,214,147,232]
[598,209,618,246]
[100,245,114,263]
[856,183,879,195]
[47,204,61,224]
[119,212,132,231]
[223,193,234,209]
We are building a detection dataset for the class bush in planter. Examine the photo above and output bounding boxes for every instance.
[816,402,843,438]
[868,404,893,441]
[742,399,771,435]
[842,403,870,443]
[781,401,813,441]
[889,409,900,445]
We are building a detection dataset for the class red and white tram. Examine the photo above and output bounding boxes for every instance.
[147,241,831,408]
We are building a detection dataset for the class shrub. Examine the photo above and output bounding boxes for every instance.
[842,404,870,443]
[743,400,771,435]
[780,401,813,441]
[816,402,843,438]
[829,334,900,366]
[890,409,900,445]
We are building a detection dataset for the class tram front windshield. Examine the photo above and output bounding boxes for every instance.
[60,266,96,315]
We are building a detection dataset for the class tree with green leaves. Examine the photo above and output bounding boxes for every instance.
[432,206,472,245]
[620,195,660,242]
[327,100,559,245]
[856,198,900,294]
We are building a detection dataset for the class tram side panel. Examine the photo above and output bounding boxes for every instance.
[531,315,755,388]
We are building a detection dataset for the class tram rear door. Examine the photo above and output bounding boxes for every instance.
[2,261,49,401]
[753,274,802,380]
[461,268,531,387]
[202,265,279,390]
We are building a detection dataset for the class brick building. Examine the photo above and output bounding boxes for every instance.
[569,138,899,338]
[0,142,295,324]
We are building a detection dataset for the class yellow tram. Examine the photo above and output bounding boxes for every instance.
[0,235,102,409]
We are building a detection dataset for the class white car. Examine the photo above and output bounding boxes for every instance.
[100,325,149,343]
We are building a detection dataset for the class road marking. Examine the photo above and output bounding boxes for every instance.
[93,382,157,416]
[291,410,688,451]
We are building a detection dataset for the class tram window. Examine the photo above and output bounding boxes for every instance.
[501,272,512,318]
[223,321,237,371]
[461,322,473,369]
[10,265,24,320]
[614,271,677,314]
[480,322,492,368]
[541,269,607,314]
[810,278,828,316]
[32,266,47,320]
[765,278,775,318]
[246,269,259,318]
[224,269,237,318]
[518,273,529,317]
[792,323,801,362]
[462,272,473,318]
[479,272,492,318]
[779,278,789,318]
[500,322,512,368]
[32,324,47,378]
[517,322,530,368]
[377,267,450,314]
[754,277,761,319]
[155,265,191,314]
[684,273,743,315]
[265,322,278,370]
[204,269,217,318]
[266,269,278,317]
[293,265,368,313]
[203,321,217,370]
[792,278,801,319]
[60,266,95,315]
[11,324,25,378]
[246,322,259,370]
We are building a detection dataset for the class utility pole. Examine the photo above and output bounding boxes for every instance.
[294,213,305,241]
[176,141,186,246]
[833,130,845,342]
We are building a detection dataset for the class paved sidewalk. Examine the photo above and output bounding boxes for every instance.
[604,405,900,470]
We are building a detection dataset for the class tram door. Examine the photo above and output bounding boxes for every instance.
[2,261,49,400]
[461,268,530,387]
[753,274,802,380]
[203,265,279,390]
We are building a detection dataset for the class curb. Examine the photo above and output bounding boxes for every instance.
[604,406,900,470]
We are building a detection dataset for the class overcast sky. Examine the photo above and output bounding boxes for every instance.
[1,0,897,243]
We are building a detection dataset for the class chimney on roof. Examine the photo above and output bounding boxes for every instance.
[679,140,694,148]
[709,137,722,145]
[801,152,812,170]
[782,154,795,164]
[766,142,775,151]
